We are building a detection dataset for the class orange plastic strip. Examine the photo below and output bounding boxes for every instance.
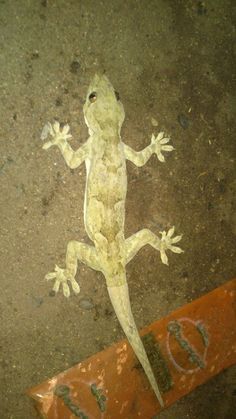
[27,278,236,418]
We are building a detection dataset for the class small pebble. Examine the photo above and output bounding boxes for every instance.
[151,117,158,127]
[79,298,94,310]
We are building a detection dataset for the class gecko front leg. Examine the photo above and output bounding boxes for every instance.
[45,241,100,297]
[123,132,174,166]
[125,226,183,266]
[41,121,90,169]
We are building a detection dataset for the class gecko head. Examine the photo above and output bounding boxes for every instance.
[83,74,125,136]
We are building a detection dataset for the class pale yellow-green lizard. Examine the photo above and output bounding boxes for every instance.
[41,74,183,407]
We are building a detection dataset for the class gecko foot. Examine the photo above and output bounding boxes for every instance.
[151,132,174,162]
[159,226,183,265]
[45,265,80,298]
[41,121,72,150]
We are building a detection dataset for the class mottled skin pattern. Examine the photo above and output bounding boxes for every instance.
[41,74,183,407]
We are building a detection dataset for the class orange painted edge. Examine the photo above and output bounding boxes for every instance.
[27,278,236,419]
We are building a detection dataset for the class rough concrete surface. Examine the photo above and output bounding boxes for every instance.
[0,1,235,418]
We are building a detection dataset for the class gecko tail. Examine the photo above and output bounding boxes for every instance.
[107,281,164,407]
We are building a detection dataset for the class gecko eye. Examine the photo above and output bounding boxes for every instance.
[115,91,120,101]
[89,92,97,103]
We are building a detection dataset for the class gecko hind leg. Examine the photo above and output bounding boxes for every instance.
[125,227,183,266]
[45,241,100,297]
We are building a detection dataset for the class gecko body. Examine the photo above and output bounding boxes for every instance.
[42,74,183,407]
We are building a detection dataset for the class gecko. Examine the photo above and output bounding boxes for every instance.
[41,74,183,407]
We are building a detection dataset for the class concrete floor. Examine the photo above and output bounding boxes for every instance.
[0,0,235,418]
